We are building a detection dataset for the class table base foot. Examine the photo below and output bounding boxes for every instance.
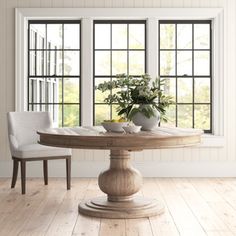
[79,196,164,219]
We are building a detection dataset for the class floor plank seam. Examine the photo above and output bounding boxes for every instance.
[171,178,211,235]
[1,178,236,236]
[153,178,181,236]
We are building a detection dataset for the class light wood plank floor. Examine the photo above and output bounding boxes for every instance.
[0,178,236,236]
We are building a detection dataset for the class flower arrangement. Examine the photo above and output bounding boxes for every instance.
[96,74,174,122]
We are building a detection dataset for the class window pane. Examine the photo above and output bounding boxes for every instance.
[28,104,39,112]
[177,51,192,76]
[160,51,175,76]
[29,30,36,49]
[48,50,55,76]
[112,24,127,49]
[53,80,59,103]
[129,51,145,75]
[37,35,45,50]
[194,105,210,130]
[160,24,175,49]
[47,24,62,49]
[95,78,111,103]
[45,79,54,103]
[177,77,192,103]
[64,78,80,103]
[95,51,111,75]
[159,21,211,132]
[129,24,145,49]
[112,51,127,75]
[194,24,210,49]
[58,78,63,103]
[194,78,210,103]
[63,105,80,127]
[36,51,45,76]
[28,79,33,104]
[95,24,111,49]
[41,104,59,124]
[164,105,176,127]
[64,24,80,49]
[47,50,62,76]
[177,24,192,49]
[58,105,63,127]
[94,21,146,125]
[30,24,46,49]
[29,78,61,105]
[39,79,45,103]
[28,21,81,127]
[95,105,111,125]
[112,105,120,120]
[194,51,210,76]
[58,78,79,104]
[162,78,176,102]
[28,79,37,103]
[177,105,193,128]
[64,51,80,76]
[29,51,36,76]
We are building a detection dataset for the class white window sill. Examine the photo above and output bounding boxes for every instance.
[200,134,225,148]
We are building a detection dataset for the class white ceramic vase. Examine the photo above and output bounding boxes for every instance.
[132,105,160,131]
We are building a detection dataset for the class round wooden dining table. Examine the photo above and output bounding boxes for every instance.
[37,126,202,219]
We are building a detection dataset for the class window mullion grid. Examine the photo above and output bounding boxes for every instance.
[28,21,81,127]
[127,23,129,113]
[35,32,37,77]
[160,20,212,132]
[110,23,113,121]
[45,24,48,113]
[175,23,178,127]
[27,23,30,111]
[144,19,147,74]
[192,23,195,129]
[93,22,101,124]
[210,21,213,133]
[62,23,65,127]
[29,48,80,51]
[35,32,40,111]
[31,81,34,109]
[79,21,81,126]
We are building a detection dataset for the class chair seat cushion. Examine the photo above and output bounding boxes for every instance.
[12,143,71,158]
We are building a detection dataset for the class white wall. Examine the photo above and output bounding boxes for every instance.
[0,0,236,177]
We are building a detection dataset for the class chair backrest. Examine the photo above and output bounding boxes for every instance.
[7,112,52,147]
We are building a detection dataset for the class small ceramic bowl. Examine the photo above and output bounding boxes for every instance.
[102,122,128,133]
[122,125,142,134]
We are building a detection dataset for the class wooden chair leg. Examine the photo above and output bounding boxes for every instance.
[66,157,71,190]
[43,160,48,185]
[20,160,26,195]
[11,159,19,188]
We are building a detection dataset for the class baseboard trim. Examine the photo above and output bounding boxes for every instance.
[0,160,236,177]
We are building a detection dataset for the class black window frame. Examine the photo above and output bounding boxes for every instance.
[158,20,212,133]
[93,20,147,125]
[27,20,81,127]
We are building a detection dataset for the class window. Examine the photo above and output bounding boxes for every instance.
[28,20,81,127]
[18,8,224,143]
[93,20,146,125]
[159,20,212,133]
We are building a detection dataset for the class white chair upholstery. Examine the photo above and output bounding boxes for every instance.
[7,111,72,194]
[12,143,72,158]
[7,112,71,158]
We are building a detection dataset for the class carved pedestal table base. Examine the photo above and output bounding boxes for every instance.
[79,150,164,218]
[38,126,202,219]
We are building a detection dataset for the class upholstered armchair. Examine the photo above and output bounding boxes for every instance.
[7,112,72,194]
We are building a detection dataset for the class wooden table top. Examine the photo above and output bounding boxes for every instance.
[37,126,203,151]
